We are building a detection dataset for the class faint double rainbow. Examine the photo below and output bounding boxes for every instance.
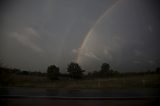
[76,0,122,63]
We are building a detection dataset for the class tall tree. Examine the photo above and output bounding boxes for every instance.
[156,67,160,73]
[100,63,111,77]
[67,62,84,79]
[101,63,110,72]
[47,65,60,80]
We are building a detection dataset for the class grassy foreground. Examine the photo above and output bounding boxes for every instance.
[4,74,160,89]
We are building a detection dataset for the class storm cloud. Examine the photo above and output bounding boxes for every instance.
[0,0,160,72]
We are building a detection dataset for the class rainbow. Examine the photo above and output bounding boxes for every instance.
[76,0,122,63]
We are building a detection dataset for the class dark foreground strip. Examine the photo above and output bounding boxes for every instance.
[0,95,160,100]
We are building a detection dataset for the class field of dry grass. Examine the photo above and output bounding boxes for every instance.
[5,74,160,89]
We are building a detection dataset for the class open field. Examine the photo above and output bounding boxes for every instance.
[2,74,159,89]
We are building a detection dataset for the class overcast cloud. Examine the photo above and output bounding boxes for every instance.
[0,0,160,72]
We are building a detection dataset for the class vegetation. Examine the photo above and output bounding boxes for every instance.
[0,67,13,86]
[47,65,60,80]
[0,62,160,89]
[67,62,85,79]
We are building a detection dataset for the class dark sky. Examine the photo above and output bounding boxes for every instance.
[0,0,160,72]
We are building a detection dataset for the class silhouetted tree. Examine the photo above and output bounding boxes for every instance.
[12,68,21,74]
[67,62,84,79]
[21,70,29,75]
[0,67,13,86]
[47,65,60,80]
[100,63,112,77]
[156,67,160,73]
[101,63,110,72]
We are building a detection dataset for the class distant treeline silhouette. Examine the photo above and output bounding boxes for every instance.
[0,62,160,83]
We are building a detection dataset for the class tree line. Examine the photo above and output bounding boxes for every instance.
[46,62,118,80]
[46,62,160,81]
[0,62,160,83]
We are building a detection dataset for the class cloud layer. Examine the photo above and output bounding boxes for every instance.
[11,27,43,53]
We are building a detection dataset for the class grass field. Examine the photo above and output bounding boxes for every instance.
[4,74,160,90]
